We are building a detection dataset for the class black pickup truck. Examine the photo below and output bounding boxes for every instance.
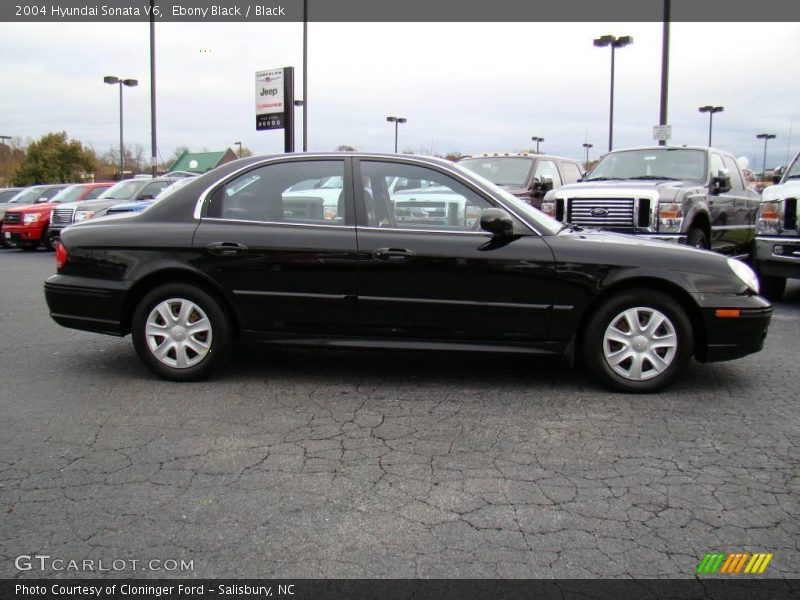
[542,146,761,258]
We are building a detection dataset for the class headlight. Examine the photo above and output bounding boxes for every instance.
[540,200,555,218]
[74,210,95,222]
[23,213,40,225]
[658,203,683,233]
[727,258,759,294]
[757,201,781,234]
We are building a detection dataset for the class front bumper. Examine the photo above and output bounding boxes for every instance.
[695,294,772,362]
[44,275,130,336]
[754,236,800,280]
[4,225,46,245]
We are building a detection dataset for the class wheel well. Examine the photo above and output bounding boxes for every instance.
[121,269,241,336]
[688,212,711,240]
[575,278,707,360]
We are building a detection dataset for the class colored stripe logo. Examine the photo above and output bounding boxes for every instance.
[697,552,773,575]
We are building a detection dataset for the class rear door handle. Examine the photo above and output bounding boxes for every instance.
[373,248,417,262]
[207,242,248,256]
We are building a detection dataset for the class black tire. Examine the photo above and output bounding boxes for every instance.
[686,227,709,250]
[759,275,786,302]
[582,289,694,393]
[42,228,54,251]
[131,283,232,381]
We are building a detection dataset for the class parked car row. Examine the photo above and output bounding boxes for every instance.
[43,152,771,392]
[1,174,197,251]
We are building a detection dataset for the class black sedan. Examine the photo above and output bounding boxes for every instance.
[44,154,771,392]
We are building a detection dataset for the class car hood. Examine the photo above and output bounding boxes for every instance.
[762,178,800,201]
[557,179,697,193]
[550,227,750,293]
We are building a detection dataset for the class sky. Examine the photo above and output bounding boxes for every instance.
[1,20,799,170]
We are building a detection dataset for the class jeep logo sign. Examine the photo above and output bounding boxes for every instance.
[590,208,610,217]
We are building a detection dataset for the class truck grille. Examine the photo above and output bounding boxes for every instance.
[567,198,636,231]
[51,208,74,226]
[3,212,21,225]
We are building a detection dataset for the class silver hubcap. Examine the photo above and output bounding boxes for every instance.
[145,298,212,369]
[603,307,678,381]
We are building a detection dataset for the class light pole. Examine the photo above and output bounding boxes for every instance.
[698,105,724,146]
[582,142,593,165]
[293,100,304,151]
[0,135,11,145]
[531,136,544,153]
[302,0,308,152]
[104,75,138,179]
[757,133,776,179]
[234,141,242,158]
[149,0,157,177]
[593,34,633,152]
[386,116,406,153]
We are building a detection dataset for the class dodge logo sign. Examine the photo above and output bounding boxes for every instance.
[590,208,610,217]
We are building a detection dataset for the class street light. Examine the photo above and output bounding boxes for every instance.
[386,116,407,153]
[698,105,724,146]
[0,135,11,145]
[531,136,544,153]
[104,75,138,179]
[593,34,633,152]
[756,133,777,179]
[234,141,242,158]
[582,142,593,165]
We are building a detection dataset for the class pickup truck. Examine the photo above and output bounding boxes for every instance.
[0,184,72,248]
[458,153,584,208]
[541,146,761,258]
[753,151,800,299]
[2,183,111,250]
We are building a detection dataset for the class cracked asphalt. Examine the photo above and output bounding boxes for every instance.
[1,249,798,579]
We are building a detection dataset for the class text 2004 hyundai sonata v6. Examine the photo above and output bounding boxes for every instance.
[44,153,771,392]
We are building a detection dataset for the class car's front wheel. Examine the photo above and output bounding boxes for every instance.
[582,289,694,393]
[131,283,232,381]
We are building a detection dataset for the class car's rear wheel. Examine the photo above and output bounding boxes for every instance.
[582,289,694,393]
[759,274,786,301]
[131,283,232,381]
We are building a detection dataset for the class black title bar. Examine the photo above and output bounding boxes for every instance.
[2,0,800,22]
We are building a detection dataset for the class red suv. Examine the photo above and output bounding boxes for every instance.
[3,183,112,251]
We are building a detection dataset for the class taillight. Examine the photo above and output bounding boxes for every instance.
[55,242,68,271]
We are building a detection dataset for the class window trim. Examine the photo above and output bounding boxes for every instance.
[196,156,352,227]
[352,157,538,235]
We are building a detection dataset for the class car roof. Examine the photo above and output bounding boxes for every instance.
[460,153,581,162]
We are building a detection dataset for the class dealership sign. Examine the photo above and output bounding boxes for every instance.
[255,68,285,131]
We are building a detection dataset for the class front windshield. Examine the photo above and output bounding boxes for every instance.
[784,154,800,180]
[587,148,707,181]
[456,165,562,235]
[97,179,143,200]
[50,185,87,203]
[6,187,43,204]
[459,157,534,187]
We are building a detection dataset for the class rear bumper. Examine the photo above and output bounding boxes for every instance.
[696,294,772,362]
[44,275,130,336]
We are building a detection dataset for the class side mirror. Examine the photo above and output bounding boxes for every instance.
[479,208,514,237]
[711,174,731,195]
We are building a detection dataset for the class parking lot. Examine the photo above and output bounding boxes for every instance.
[1,248,798,579]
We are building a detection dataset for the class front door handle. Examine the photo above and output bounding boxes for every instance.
[373,247,416,262]
[207,242,248,256]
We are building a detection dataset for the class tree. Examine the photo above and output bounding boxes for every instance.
[236,146,255,158]
[0,138,26,187]
[444,152,465,162]
[335,145,356,151]
[14,132,96,185]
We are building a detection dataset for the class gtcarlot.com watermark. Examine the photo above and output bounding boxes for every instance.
[14,554,194,573]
